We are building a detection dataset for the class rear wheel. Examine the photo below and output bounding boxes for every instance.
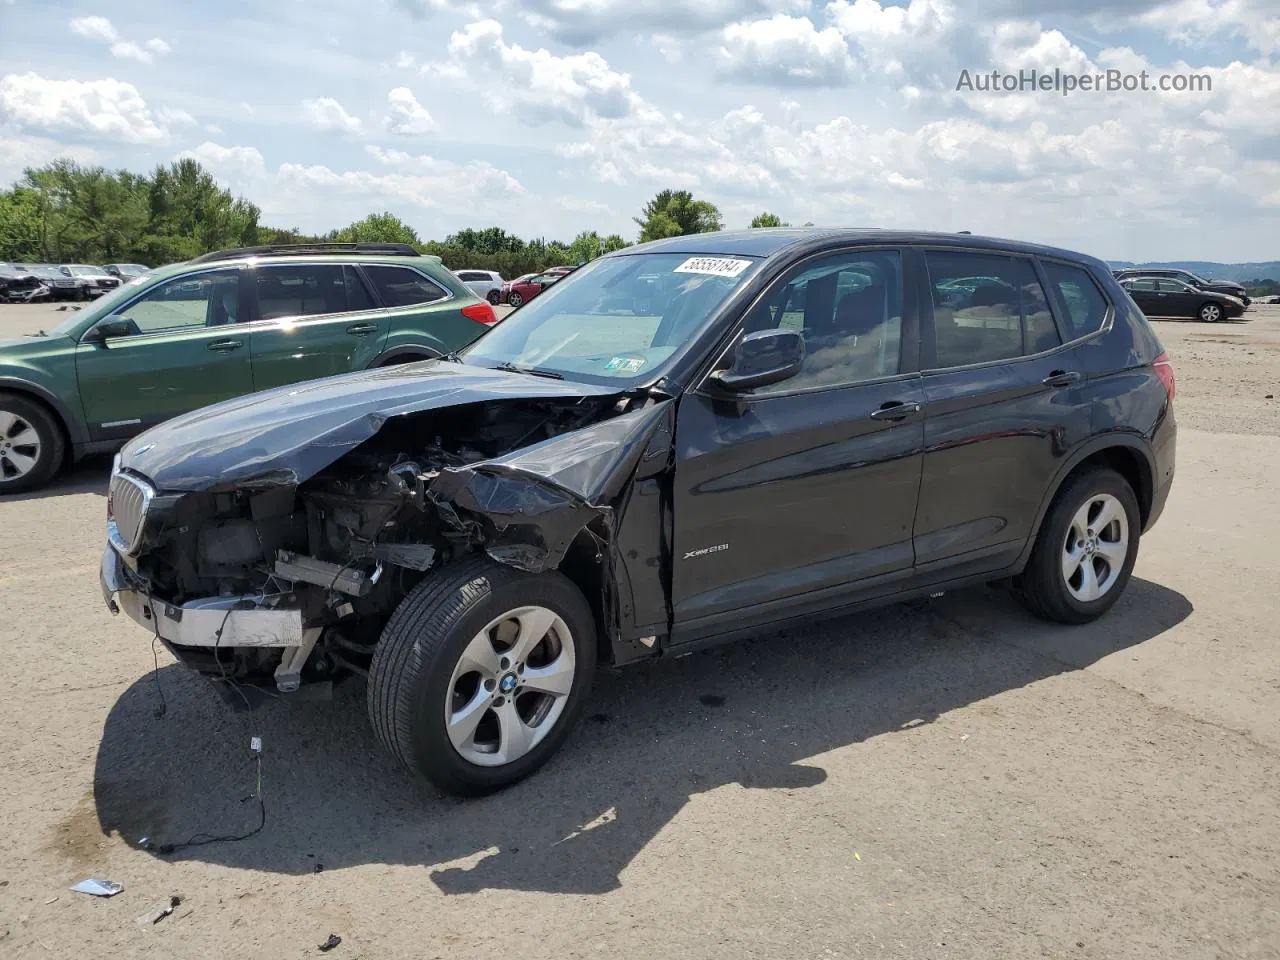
[0,393,64,494]
[1198,302,1222,322]
[1013,467,1140,624]
[368,557,597,795]
[486,289,501,305]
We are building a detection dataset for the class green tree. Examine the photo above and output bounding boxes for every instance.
[0,187,44,261]
[568,230,605,263]
[602,233,629,254]
[145,158,260,262]
[327,212,421,244]
[634,189,723,243]
[750,212,788,228]
[444,226,526,255]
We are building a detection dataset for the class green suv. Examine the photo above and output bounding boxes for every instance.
[0,243,497,493]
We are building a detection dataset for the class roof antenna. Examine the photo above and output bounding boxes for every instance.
[957,230,972,234]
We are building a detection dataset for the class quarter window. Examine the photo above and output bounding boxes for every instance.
[743,249,903,394]
[1043,262,1110,339]
[926,252,1059,367]
[114,269,240,334]
[365,265,447,307]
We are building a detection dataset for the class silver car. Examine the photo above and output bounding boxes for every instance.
[453,269,505,305]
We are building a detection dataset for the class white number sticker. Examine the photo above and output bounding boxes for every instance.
[673,257,753,278]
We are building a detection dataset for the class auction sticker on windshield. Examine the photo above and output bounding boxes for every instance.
[673,257,753,278]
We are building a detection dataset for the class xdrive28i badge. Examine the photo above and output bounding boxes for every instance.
[683,543,729,560]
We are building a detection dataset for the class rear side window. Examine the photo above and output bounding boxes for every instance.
[366,265,447,307]
[254,264,353,320]
[925,252,1059,368]
[1042,262,1110,339]
[343,266,375,311]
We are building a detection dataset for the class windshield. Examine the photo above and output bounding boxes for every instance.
[462,252,760,385]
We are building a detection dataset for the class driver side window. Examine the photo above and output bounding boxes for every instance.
[115,270,241,335]
[742,250,903,395]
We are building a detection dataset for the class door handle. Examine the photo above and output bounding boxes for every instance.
[207,339,243,352]
[1042,370,1082,388]
[869,401,922,422]
[346,323,379,336]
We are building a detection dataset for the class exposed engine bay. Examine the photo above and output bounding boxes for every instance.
[110,391,674,694]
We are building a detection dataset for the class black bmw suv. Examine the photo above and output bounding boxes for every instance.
[101,229,1176,795]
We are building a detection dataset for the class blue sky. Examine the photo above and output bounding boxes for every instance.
[0,0,1276,261]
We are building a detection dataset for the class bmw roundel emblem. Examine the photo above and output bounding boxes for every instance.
[499,673,518,694]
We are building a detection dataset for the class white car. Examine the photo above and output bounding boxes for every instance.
[454,269,505,305]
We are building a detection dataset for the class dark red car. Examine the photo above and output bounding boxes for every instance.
[505,272,562,308]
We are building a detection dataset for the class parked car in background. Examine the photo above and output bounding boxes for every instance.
[61,265,121,298]
[1119,277,1246,322]
[1262,294,1280,304]
[454,269,505,305]
[16,264,87,301]
[0,242,498,493]
[497,273,536,305]
[100,228,1175,795]
[102,263,151,280]
[0,264,51,303]
[505,272,563,308]
[1113,268,1250,306]
[542,265,578,277]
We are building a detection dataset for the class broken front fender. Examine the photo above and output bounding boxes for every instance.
[428,401,675,573]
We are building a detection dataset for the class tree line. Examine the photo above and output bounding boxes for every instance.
[0,159,794,276]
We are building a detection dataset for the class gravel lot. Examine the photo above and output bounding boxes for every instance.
[1,301,1278,959]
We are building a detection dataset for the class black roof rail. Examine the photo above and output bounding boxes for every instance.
[187,242,421,265]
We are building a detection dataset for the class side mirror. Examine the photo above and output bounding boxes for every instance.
[708,328,805,393]
[82,318,135,344]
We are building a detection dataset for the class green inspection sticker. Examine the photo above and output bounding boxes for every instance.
[604,356,646,373]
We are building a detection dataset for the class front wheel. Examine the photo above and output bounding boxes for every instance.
[1198,302,1222,322]
[1013,467,1140,624]
[0,393,64,494]
[368,558,597,795]
[508,291,524,308]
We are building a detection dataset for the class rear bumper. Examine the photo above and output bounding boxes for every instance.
[1146,409,1176,532]
[100,546,306,648]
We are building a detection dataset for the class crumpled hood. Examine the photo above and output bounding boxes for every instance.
[119,360,624,492]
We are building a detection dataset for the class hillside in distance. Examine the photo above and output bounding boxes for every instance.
[1106,260,1280,282]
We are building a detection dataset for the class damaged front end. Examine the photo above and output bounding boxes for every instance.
[102,365,675,700]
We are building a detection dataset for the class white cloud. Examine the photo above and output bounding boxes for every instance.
[302,97,365,135]
[1094,0,1280,55]
[0,135,97,186]
[69,16,117,43]
[0,72,166,143]
[156,106,196,127]
[440,19,647,126]
[69,16,171,64]
[206,123,223,134]
[512,0,810,45]
[178,141,268,180]
[384,87,438,134]
[718,14,856,86]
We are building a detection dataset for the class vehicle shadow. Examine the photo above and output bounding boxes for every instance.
[92,578,1192,895]
[0,455,111,502]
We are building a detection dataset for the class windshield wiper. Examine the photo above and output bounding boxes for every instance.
[492,361,564,380]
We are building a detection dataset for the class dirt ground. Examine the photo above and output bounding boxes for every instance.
[1,300,1278,959]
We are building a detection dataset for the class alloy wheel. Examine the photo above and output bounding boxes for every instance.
[445,605,576,767]
[1201,304,1221,322]
[0,409,42,482]
[1060,493,1129,603]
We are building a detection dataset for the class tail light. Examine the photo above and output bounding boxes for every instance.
[461,302,498,325]
[1153,351,1175,402]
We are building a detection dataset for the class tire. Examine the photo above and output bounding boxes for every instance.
[368,557,597,796]
[486,289,501,305]
[0,392,65,494]
[1198,302,1222,323]
[1012,467,1140,625]
[508,292,524,308]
